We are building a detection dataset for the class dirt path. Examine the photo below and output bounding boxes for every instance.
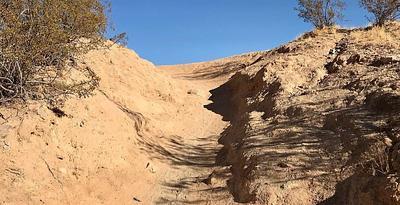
[148,65,234,204]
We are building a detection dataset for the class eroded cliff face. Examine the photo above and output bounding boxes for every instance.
[204,22,400,204]
[1,22,400,205]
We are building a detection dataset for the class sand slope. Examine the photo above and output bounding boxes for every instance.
[0,44,232,204]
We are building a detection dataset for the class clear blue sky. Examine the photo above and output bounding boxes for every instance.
[109,0,368,65]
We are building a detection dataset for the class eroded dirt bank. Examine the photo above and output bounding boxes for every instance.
[200,23,400,204]
[161,23,400,204]
[1,22,400,205]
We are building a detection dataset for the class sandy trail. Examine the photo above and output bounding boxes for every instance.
[85,47,237,204]
[150,65,234,204]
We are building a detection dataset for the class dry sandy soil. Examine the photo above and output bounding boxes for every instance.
[1,22,400,204]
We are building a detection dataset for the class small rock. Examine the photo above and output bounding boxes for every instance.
[145,162,156,173]
[347,54,361,64]
[2,141,10,151]
[202,172,217,186]
[276,45,294,54]
[325,61,341,74]
[280,183,286,189]
[79,121,85,127]
[390,83,399,91]
[384,137,393,147]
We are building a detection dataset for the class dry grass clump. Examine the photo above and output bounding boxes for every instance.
[312,25,342,35]
[0,0,108,103]
[349,25,400,47]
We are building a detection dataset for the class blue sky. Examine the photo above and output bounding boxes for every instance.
[109,0,368,65]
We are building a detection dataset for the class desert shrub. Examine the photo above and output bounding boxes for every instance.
[0,0,108,103]
[360,0,400,26]
[296,0,346,29]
